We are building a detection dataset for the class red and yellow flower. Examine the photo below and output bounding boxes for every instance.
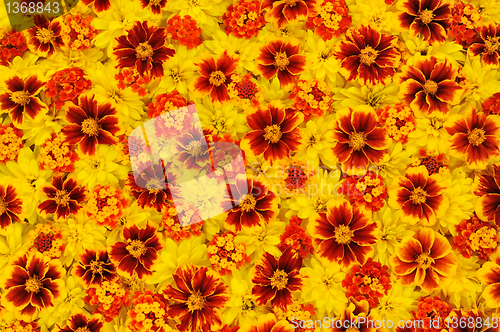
[246,313,294,332]
[242,105,303,163]
[452,214,498,260]
[472,164,500,227]
[127,289,169,332]
[445,109,500,169]
[37,175,86,220]
[308,199,378,268]
[390,227,457,292]
[109,223,163,279]
[75,248,117,287]
[58,313,104,332]
[335,25,401,86]
[84,280,130,322]
[0,184,23,235]
[85,185,129,229]
[261,0,316,29]
[332,107,390,174]
[469,24,500,66]
[27,223,65,260]
[252,248,303,308]
[397,57,463,118]
[27,16,64,57]
[388,165,448,226]
[39,133,79,173]
[163,264,229,332]
[477,250,500,308]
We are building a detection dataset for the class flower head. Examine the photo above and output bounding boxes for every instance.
[58,312,104,332]
[75,248,117,287]
[469,24,500,66]
[37,175,86,220]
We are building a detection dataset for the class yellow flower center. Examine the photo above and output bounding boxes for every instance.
[10,90,30,106]
[209,70,226,87]
[334,224,353,244]
[135,42,154,60]
[75,328,91,332]
[359,46,378,66]
[0,199,7,215]
[415,252,434,269]
[274,52,290,71]
[239,194,257,212]
[81,118,100,136]
[270,269,288,290]
[25,276,42,293]
[423,80,438,95]
[348,132,366,151]
[150,0,162,6]
[410,187,428,204]
[54,189,71,206]
[186,140,204,157]
[263,124,283,143]
[90,259,104,274]
[419,9,435,24]
[285,0,297,6]
[187,291,206,311]
[126,239,147,258]
[485,36,500,53]
[346,328,360,332]
[468,128,486,146]
[36,28,54,43]
[146,177,163,190]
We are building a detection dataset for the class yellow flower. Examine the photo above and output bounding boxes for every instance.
[349,0,397,33]
[295,116,336,168]
[374,142,416,184]
[460,56,500,109]
[0,223,29,276]
[402,37,465,66]
[300,256,348,316]
[39,48,104,77]
[301,31,341,86]
[258,76,294,108]
[234,220,285,261]
[407,117,451,153]
[198,96,249,139]
[21,107,67,146]
[166,0,227,34]
[205,30,258,72]
[332,82,400,111]
[370,283,420,323]
[156,45,201,95]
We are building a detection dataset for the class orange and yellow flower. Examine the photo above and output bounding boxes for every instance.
[473,164,500,227]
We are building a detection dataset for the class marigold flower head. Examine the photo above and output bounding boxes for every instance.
[75,248,117,287]
[39,133,79,173]
[37,175,86,220]
[452,214,498,260]
[342,257,392,308]
[412,149,448,176]
[376,103,417,144]
[84,279,131,322]
[85,185,129,229]
[207,231,250,275]
[57,312,104,332]
[0,184,24,234]
[127,289,169,332]
[278,215,314,259]
[469,24,500,66]
[289,79,332,119]
[45,68,92,110]
[0,29,28,66]
[223,0,266,39]
[305,0,352,41]
[0,124,23,163]
[27,223,65,260]
[60,13,98,51]
[167,15,203,50]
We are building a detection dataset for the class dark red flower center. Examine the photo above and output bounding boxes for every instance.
[395,118,407,129]
[270,269,288,290]
[419,9,435,25]
[263,124,283,143]
[55,189,71,206]
[25,275,42,293]
[415,252,434,269]
[285,166,307,189]
[10,90,30,105]
[236,80,258,99]
[35,232,54,252]
[334,224,353,244]
[468,128,486,146]
[359,46,378,66]
[36,28,54,44]
[135,42,154,60]
[410,187,427,204]
[485,36,500,53]
[422,80,438,95]
[209,70,226,86]
[239,194,257,212]
[90,259,104,274]
[421,157,442,175]
[274,52,290,71]
[187,291,206,311]
[126,239,147,258]
[348,132,366,150]
[81,118,100,136]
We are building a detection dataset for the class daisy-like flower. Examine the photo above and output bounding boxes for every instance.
[445,109,500,169]
[242,105,304,163]
[58,312,104,332]
[0,184,23,235]
[397,56,463,118]
[1,252,65,321]
[170,124,211,170]
[335,25,401,86]
[472,164,500,226]
[256,39,306,87]
[61,96,120,156]
[295,117,336,168]
[390,227,457,292]
[0,75,47,128]
[332,106,390,174]
[477,250,500,308]
[307,199,377,268]
[37,175,86,220]
[113,21,175,79]
[301,31,341,86]
[469,24,500,66]
[252,248,303,308]
[27,16,64,57]
[234,220,285,260]
[74,248,117,287]
[163,264,229,332]
[388,165,449,226]
[222,174,277,232]
[193,51,238,104]
[398,0,452,44]
[109,223,162,279]
[261,0,316,29]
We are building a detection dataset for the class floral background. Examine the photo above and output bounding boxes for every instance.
[0,0,500,331]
